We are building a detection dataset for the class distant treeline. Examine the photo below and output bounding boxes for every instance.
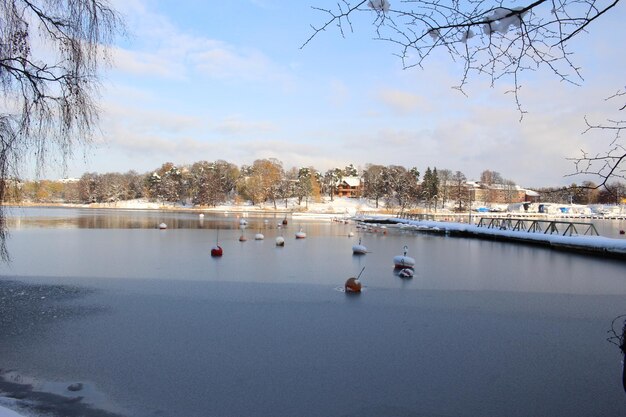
[3,159,625,208]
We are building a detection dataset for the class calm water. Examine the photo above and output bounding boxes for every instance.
[1,207,626,417]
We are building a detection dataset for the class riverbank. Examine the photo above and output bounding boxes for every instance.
[4,197,391,217]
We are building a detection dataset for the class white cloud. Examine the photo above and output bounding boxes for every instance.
[375,88,431,114]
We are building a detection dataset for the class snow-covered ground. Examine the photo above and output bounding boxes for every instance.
[0,403,26,417]
[77,196,390,218]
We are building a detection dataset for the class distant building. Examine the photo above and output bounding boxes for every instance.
[58,178,80,184]
[468,182,540,204]
[336,176,362,198]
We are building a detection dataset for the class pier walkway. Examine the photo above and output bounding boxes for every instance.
[476,217,600,237]
[354,214,626,259]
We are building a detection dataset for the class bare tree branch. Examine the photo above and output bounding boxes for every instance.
[305,0,620,112]
[0,0,124,260]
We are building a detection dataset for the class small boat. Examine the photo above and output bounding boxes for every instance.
[254,233,265,240]
[275,236,285,246]
[398,268,414,278]
[158,223,167,230]
[352,238,367,255]
[210,245,223,257]
[295,229,306,239]
[239,233,247,242]
[393,245,415,269]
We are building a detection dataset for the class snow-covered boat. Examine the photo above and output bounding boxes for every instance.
[352,238,367,255]
[393,245,415,269]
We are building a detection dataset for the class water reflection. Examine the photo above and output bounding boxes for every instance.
[5,207,294,231]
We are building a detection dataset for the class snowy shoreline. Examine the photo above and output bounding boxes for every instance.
[357,216,626,259]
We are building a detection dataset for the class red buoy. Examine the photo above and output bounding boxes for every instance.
[344,277,362,293]
[211,245,223,257]
[620,230,625,235]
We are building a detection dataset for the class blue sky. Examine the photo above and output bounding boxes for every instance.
[49,0,626,188]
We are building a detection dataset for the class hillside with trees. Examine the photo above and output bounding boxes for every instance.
[6,160,625,210]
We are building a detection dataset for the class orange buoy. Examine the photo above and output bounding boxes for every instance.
[344,277,362,293]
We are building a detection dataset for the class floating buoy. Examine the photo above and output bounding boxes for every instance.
[393,245,415,269]
[276,236,285,246]
[254,233,265,240]
[352,238,367,255]
[620,230,625,235]
[295,229,306,239]
[210,245,223,257]
[158,223,167,229]
[282,217,288,225]
[398,268,414,278]
[345,267,366,294]
[345,277,362,293]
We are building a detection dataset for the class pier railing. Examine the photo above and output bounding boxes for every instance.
[476,217,599,236]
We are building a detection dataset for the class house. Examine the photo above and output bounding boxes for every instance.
[336,176,362,198]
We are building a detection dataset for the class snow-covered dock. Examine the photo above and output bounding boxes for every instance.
[356,216,626,259]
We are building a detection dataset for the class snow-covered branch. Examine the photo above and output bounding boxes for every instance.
[306,0,620,111]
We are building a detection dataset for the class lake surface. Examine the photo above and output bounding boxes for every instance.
[1,207,625,417]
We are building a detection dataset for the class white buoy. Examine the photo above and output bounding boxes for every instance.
[199,213,205,218]
[348,231,355,237]
[393,245,415,269]
[276,236,285,246]
[352,238,367,255]
[295,228,306,239]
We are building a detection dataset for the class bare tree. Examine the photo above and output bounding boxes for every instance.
[568,89,625,188]
[306,1,624,188]
[1,0,123,259]
[306,1,619,110]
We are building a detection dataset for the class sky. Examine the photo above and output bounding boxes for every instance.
[41,0,626,188]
